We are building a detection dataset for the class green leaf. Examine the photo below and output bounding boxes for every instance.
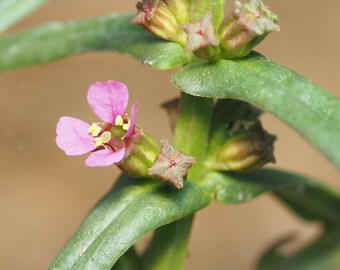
[0,13,188,72]
[112,247,143,270]
[0,0,49,33]
[189,0,225,30]
[172,53,340,169]
[142,216,194,270]
[203,169,340,225]
[257,229,340,270]
[48,175,211,270]
[274,186,340,226]
[203,169,306,204]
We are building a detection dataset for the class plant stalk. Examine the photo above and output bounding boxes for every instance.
[143,92,214,270]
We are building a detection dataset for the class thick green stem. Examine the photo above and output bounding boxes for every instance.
[143,93,214,270]
[173,92,215,180]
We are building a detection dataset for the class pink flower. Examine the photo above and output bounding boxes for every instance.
[56,80,137,167]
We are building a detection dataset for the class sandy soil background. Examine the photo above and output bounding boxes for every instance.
[1,1,339,269]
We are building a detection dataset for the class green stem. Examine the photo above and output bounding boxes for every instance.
[143,93,214,270]
[173,92,215,180]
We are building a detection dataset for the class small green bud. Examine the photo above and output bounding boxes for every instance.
[182,12,220,60]
[219,0,279,59]
[131,0,187,45]
[117,127,160,178]
[206,120,276,171]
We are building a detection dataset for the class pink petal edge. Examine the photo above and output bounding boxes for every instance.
[87,80,129,123]
[56,116,95,156]
[85,148,126,167]
[123,101,138,139]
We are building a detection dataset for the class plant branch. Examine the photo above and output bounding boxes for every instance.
[143,92,214,270]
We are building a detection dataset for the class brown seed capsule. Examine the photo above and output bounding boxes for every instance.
[131,0,187,45]
[148,140,196,189]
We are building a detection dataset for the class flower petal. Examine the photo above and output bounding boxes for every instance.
[85,148,126,167]
[56,116,95,156]
[87,80,129,123]
[123,101,138,139]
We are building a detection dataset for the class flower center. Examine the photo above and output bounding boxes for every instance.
[114,115,130,131]
[94,131,112,147]
[88,114,131,149]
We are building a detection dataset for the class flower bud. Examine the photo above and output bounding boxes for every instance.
[206,120,276,171]
[131,0,187,45]
[219,0,279,59]
[117,127,160,178]
[182,12,220,60]
[165,0,190,24]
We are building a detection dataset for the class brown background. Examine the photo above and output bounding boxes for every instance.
[0,1,339,269]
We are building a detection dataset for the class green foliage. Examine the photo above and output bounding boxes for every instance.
[112,247,142,270]
[142,216,194,270]
[172,52,340,169]
[1,2,339,269]
[257,229,340,270]
[275,186,340,226]
[203,169,340,226]
[48,175,211,270]
[0,0,49,32]
[0,14,189,72]
[48,168,340,269]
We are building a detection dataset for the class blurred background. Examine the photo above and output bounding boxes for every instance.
[0,1,339,269]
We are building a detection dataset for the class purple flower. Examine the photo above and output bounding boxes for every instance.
[56,80,137,167]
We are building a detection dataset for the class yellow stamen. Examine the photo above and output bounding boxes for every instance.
[122,122,130,131]
[94,138,103,147]
[115,115,124,126]
[93,131,112,147]
[88,123,101,136]
[100,131,112,143]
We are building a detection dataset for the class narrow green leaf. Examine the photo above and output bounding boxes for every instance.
[172,55,340,169]
[48,175,211,270]
[112,247,143,270]
[257,229,340,270]
[48,175,153,270]
[203,169,340,225]
[274,186,340,225]
[234,52,340,132]
[0,0,49,32]
[143,216,194,270]
[203,169,306,204]
[0,13,188,72]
